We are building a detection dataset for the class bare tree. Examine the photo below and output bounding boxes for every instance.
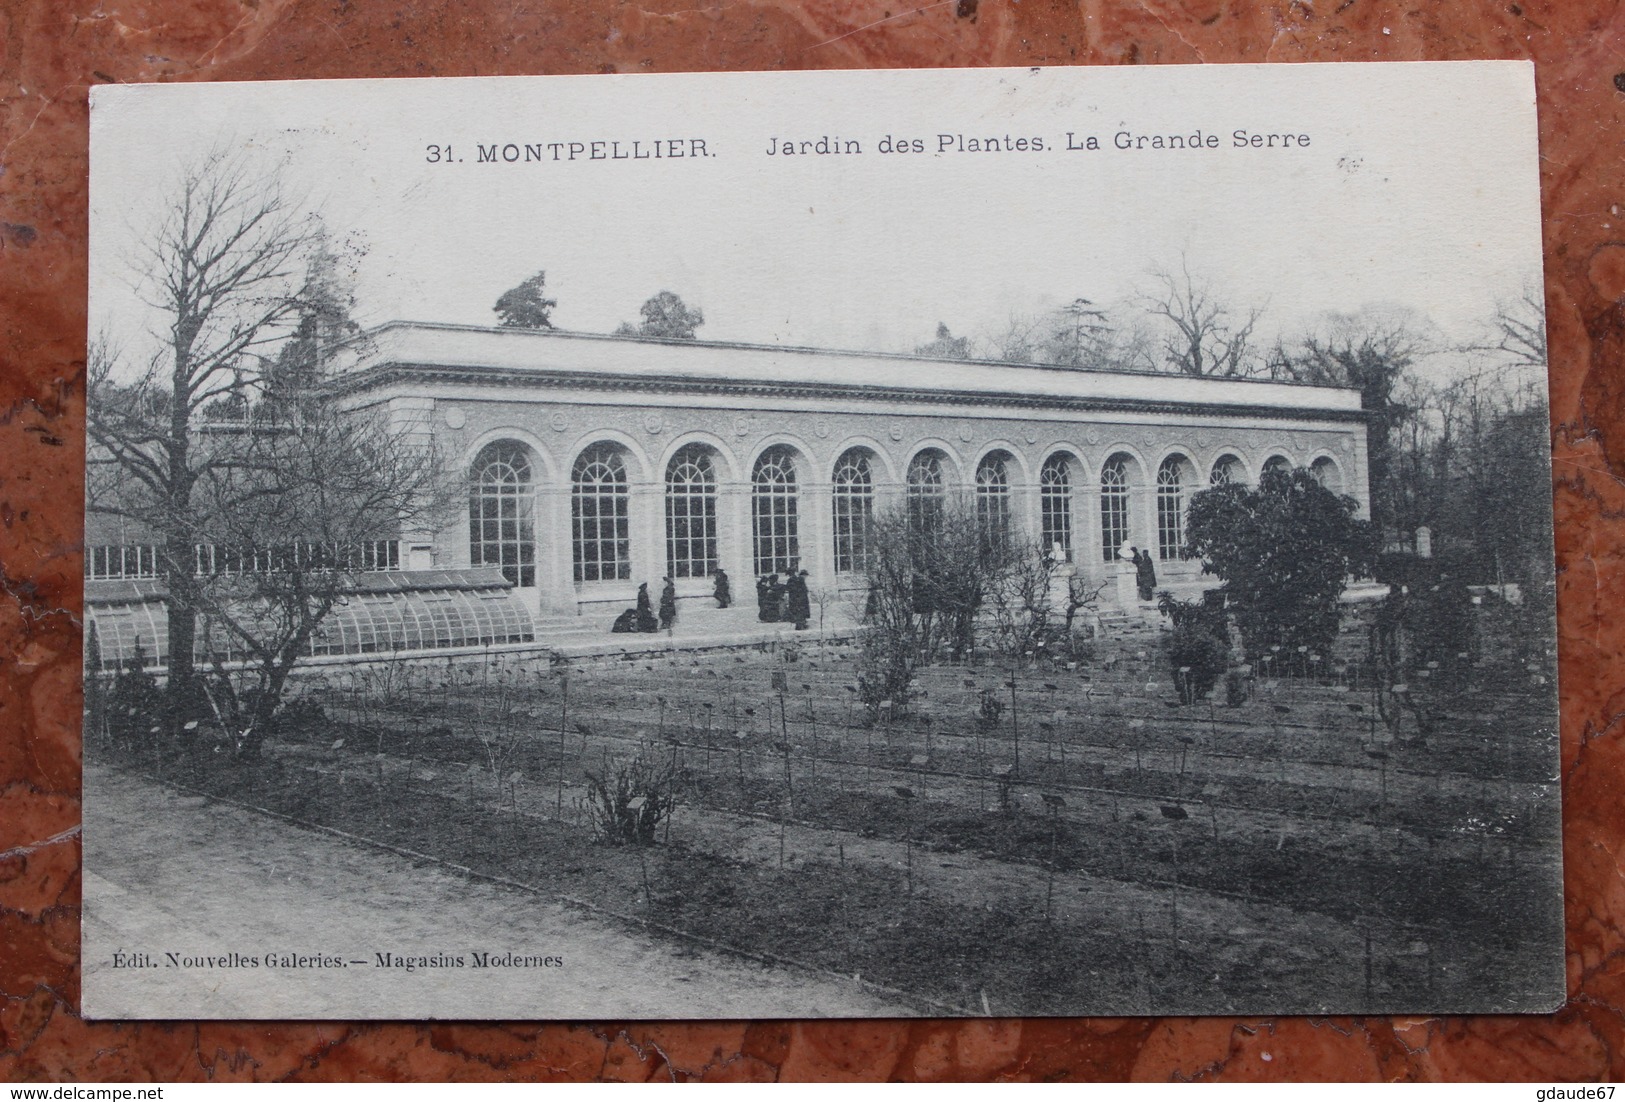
[1454,278,1549,409]
[1280,310,1423,534]
[1482,279,1548,375]
[984,543,1063,662]
[1139,258,1265,377]
[980,311,1045,363]
[187,402,454,756]
[976,300,1150,371]
[856,497,1027,716]
[88,150,321,722]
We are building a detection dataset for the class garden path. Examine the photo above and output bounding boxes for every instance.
[81,765,915,1021]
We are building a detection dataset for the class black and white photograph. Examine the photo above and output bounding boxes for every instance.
[81,62,1561,1019]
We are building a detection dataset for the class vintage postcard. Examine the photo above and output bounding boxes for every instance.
[83,62,1560,1019]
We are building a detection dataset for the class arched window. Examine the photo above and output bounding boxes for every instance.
[975,452,1012,551]
[1262,454,1291,479]
[832,449,874,574]
[906,449,946,537]
[1311,456,1344,495]
[1040,454,1073,563]
[752,447,800,575]
[1210,454,1245,486]
[1156,455,1189,561]
[666,445,717,579]
[572,444,631,583]
[1100,455,1130,562]
[469,442,535,588]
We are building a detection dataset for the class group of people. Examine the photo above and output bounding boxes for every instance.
[610,550,1155,635]
[609,569,735,634]
[756,569,812,630]
[610,580,670,634]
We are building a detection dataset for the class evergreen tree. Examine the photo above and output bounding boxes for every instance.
[915,322,971,359]
[1185,466,1378,659]
[493,270,558,329]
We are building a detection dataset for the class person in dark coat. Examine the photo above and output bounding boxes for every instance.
[610,608,638,633]
[658,576,678,631]
[767,573,788,622]
[635,582,658,633]
[755,574,772,622]
[1133,547,1158,602]
[862,582,880,624]
[713,568,732,609]
[787,569,812,630]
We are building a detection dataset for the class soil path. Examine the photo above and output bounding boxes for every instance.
[81,765,915,1020]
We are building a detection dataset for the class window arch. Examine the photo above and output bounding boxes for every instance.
[1210,454,1245,486]
[1100,455,1131,562]
[1040,453,1074,563]
[975,451,1013,550]
[1262,454,1292,479]
[832,448,875,574]
[572,443,631,583]
[752,446,800,575]
[469,441,535,588]
[1156,455,1191,561]
[666,444,718,579]
[1311,455,1344,494]
[906,449,947,537]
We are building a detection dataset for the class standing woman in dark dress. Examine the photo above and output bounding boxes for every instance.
[636,582,658,632]
[658,576,678,631]
[713,568,732,609]
[756,574,772,622]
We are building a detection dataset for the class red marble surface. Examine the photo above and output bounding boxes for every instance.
[3,0,1623,1081]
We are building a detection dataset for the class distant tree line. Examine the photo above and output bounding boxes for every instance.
[912,261,1550,592]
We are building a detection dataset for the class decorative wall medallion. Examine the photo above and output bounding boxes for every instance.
[1140,430,1156,448]
[443,407,466,430]
[1196,432,1210,448]
[889,420,904,442]
[1023,426,1038,445]
[549,411,568,432]
[958,422,974,443]
[644,413,664,434]
[733,415,750,437]
[1086,429,1100,446]
[1341,436,1354,454]
[814,418,830,439]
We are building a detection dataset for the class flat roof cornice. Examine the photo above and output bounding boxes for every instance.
[331,321,1366,420]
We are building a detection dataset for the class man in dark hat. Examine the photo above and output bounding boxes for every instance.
[787,569,812,630]
[713,567,732,609]
[756,574,772,622]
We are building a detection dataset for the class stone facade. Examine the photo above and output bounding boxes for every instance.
[333,322,1371,619]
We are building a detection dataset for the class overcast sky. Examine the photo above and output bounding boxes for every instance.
[89,63,1544,374]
